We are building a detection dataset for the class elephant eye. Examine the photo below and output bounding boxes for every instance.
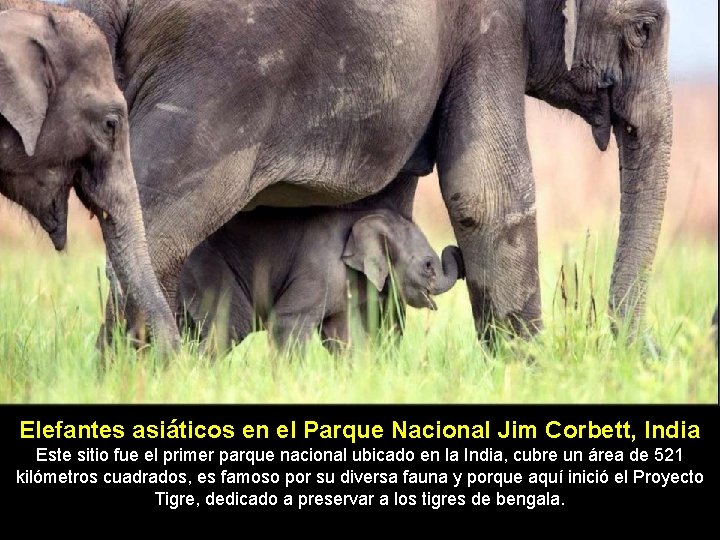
[423,259,434,272]
[626,20,653,49]
[103,114,120,135]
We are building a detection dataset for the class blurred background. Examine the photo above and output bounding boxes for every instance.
[1,0,717,254]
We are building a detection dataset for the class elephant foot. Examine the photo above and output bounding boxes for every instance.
[468,281,543,353]
[476,310,543,353]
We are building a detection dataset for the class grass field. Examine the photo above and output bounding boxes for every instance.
[0,86,717,404]
[0,227,716,404]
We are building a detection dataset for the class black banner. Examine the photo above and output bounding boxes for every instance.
[3,405,717,516]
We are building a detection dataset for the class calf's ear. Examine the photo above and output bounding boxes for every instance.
[342,214,393,292]
[0,10,54,157]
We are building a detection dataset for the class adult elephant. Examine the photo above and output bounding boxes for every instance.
[71,0,672,345]
[0,0,179,353]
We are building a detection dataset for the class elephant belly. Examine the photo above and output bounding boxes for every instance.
[246,182,361,209]
[241,1,450,206]
[124,0,453,214]
[248,80,443,207]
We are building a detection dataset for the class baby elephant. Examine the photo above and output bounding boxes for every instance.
[179,207,464,352]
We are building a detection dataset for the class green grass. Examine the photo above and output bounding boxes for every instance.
[0,230,717,403]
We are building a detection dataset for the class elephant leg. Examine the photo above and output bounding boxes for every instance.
[209,288,255,356]
[321,306,406,354]
[178,252,255,356]
[124,139,264,344]
[436,49,541,344]
[197,295,254,358]
[270,314,319,352]
[321,312,350,355]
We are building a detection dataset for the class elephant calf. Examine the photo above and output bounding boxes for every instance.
[178,207,464,352]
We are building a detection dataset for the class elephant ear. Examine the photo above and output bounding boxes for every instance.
[342,214,393,292]
[563,0,578,71]
[0,10,54,157]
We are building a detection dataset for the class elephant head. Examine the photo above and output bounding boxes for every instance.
[0,6,179,352]
[527,0,672,336]
[342,213,465,310]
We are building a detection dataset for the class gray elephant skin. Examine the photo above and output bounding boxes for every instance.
[0,0,179,352]
[71,0,672,345]
[179,207,464,351]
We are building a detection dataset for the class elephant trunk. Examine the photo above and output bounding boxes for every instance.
[430,246,465,296]
[610,84,672,338]
[81,133,180,355]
